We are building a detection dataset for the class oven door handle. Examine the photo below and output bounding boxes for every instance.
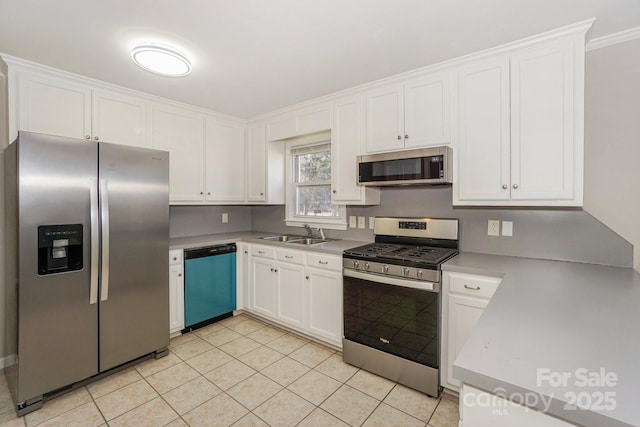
[343,269,440,293]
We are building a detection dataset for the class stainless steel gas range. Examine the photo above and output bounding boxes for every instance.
[342,217,459,397]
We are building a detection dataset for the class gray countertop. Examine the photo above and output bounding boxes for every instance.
[169,231,367,256]
[443,253,640,427]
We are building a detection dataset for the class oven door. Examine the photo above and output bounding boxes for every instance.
[343,269,440,369]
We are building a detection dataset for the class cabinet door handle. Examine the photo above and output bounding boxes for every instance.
[258,250,265,254]
[285,255,294,259]
[85,135,91,140]
[244,250,248,254]
[199,192,203,195]
[318,260,329,265]
[397,135,402,140]
[270,268,274,272]
[178,273,182,277]
[502,184,508,190]
[464,284,481,290]
[260,192,264,196]
[274,269,278,273]
[332,190,336,194]
[404,134,409,139]
[172,257,177,261]
[94,136,100,141]
[306,276,309,280]
[513,184,519,189]
[207,192,211,195]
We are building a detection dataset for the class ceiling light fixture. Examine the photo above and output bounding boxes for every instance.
[131,44,191,77]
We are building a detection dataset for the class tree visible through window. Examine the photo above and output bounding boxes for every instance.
[293,143,340,218]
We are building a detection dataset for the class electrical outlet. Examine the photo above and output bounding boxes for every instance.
[349,216,357,228]
[222,213,228,223]
[357,216,365,229]
[502,221,513,236]
[369,217,375,229]
[488,220,500,236]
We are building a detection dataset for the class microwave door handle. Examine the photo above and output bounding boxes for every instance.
[100,179,110,302]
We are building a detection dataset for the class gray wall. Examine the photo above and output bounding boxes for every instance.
[252,185,633,267]
[170,205,253,238]
[583,38,640,270]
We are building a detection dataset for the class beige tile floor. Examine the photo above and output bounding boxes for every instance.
[0,314,459,427]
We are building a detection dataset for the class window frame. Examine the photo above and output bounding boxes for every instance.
[284,133,347,230]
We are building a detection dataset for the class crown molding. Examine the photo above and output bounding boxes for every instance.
[587,26,640,51]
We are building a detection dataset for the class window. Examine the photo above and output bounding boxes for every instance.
[285,135,346,229]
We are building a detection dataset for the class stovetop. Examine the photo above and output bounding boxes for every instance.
[344,242,458,266]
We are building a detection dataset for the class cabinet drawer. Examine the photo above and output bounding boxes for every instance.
[251,245,275,259]
[169,250,183,265]
[307,253,342,271]
[276,248,306,265]
[448,272,501,299]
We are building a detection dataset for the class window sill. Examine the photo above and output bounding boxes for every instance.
[285,219,347,231]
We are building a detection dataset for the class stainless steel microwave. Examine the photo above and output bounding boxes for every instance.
[357,146,453,186]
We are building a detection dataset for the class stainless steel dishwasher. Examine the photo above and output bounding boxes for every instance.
[183,243,237,331]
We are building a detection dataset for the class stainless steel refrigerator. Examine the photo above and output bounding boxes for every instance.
[4,131,170,415]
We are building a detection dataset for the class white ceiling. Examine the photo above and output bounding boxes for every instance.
[0,0,639,118]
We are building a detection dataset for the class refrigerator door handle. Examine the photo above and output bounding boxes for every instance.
[89,179,99,304]
[100,179,110,301]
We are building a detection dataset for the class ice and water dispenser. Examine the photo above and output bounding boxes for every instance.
[37,224,83,275]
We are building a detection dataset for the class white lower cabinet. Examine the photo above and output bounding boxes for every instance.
[169,250,185,334]
[246,244,343,347]
[441,271,501,391]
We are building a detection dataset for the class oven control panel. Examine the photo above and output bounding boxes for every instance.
[398,221,427,230]
[342,258,439,283]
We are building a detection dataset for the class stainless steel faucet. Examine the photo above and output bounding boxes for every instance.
[304,223,313,237]
[303,223,325,240]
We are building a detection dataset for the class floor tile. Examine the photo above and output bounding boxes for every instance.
[246,326,286,345]
[25,387,92,427]
[265,333,308,355]
[94,380,158,421]
[363,402,426,427]
[226,373,283,410]
[164,418,189,427]
[135,352,182,378]
[200,328,242,347]
[428,397,459,427]
[225,319,266,335]
[230,412,269,426]
[37,401,104,427]
[383,384,439,423]
[0,410,25,427]
[260,357,310,386]
[217,314,251,327]
[320,385,380,427]
[163,376,221,415]
[204,360,257,391]
[86,368,142,399]
[219,337,262,358]
[346,370,396,400]
[287,370,341,406]
[170,338,214,361]
[237,346,283,371]
[314,353,359,382]
[182,393,248,427]
[108,397,178,427]
[185,347,234,375]
[146,363,200,395]
[253,389,314,427]
[297,408,349,427]
[168,333,198,349]
[0,376,16,417]
[289,342,335,368]
[192,323,226,338]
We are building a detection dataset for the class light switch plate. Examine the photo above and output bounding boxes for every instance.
[502,221,513,236]
[222,213,229,223]
[488,220,500,236]
[357,216,366,229]
[349,216,357,228]
[369,217,375,229]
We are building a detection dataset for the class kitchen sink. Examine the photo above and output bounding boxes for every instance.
[260,235,306,242]
[287,238,331,245]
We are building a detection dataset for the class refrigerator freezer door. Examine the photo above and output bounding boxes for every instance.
[16,133,99,402]
[98,143,170,371]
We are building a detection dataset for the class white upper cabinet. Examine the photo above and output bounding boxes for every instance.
[152,104,206,203]
[16,69,151,148]
[266,104,331,141]
[92,90,151,148]
[331,95,380,205]
[455,57,511,202]
[364,72,452,153]
[17,71,92,140]
[205,118,245,203]
[453,34,585,206]
[246,121,285,204]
